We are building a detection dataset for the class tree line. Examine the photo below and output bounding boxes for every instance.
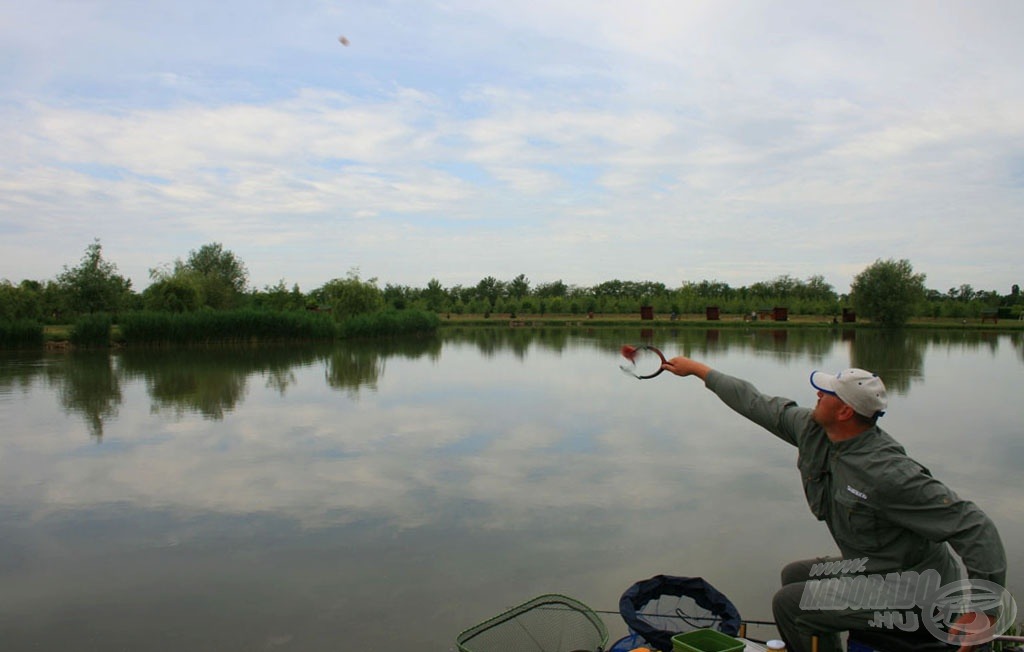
[1,240,1021,327]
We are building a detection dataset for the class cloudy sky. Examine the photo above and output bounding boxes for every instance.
[2,0,1022,294]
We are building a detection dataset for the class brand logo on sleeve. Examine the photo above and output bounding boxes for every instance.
[847,485,868,500]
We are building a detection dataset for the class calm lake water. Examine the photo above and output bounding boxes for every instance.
[1,327,1022,651]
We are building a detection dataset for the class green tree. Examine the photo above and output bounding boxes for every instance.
[0,279,44,321]
[850,259,926,328]
[315,271,383,320]
[184,243,248,292]
[253,280,305,312]
[592,279,626,298]
[802,275,837,302]
[178,242,249,309]
[57,240,133,316]
[142,275,203,312]
[475,276,505,307]
[383,283,415,310]
[423,278,447,311]
[39,280,66,322]
[535,280,568,298]
[508,274,530,299]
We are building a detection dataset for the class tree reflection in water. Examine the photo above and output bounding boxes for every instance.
[48,350,121,440]
[5,328,1019,440]
[120,347,326,419]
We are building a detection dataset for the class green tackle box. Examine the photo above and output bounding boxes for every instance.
[671,628,745,652]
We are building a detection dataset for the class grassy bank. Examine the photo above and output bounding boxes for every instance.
[436,312,1024,330]
[21,309,1021,350]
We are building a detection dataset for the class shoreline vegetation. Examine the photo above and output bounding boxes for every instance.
[0,309,1020,352]
[4,244,1020,349]
[436,312,1024,329]
[2,309,439,350]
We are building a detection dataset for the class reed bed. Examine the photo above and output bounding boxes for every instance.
[338,310,440,338]
[19,309,439,348]
[70,313,113,347]
[0,319,45,349]
[119,310,338,344]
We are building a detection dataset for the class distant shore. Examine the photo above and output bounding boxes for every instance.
[436,312,1024,331]
[30,312,1024,348]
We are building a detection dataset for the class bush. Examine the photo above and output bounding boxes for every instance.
[316,275,384,320]
[142,276,202,312]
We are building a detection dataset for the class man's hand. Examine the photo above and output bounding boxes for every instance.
[661,356,712,381]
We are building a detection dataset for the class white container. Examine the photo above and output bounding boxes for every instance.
[766,640,786,651]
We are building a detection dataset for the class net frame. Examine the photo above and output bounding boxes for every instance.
[619,344,667,380]
[456,593,609,652]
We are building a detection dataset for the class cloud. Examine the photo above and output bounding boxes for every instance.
[1,1,1022,292]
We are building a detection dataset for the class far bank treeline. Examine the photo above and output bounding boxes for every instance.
[1,240,1022,347]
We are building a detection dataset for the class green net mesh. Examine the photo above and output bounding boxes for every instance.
[456,594,609,652]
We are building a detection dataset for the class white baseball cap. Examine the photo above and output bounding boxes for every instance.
[810,368,888,418]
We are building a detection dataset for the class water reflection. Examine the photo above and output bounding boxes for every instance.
[845,330,924,393]
[325,337,441,396]
[120,346,328,419]
[0,328,1021,652]
[667,327,836,360]
[136,353,247,419]
[3,329,1021,438]
[51,351,122,440]
[447,325,569,358]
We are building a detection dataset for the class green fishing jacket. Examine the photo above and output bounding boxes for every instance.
[705,370,1006,589]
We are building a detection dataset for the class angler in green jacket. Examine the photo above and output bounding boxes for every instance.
[660,356,1008,652]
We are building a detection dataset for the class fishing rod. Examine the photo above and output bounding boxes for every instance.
[592,608,1024,645]
[591,608,777,627]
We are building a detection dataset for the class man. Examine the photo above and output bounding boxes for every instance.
[660,356,1007,652]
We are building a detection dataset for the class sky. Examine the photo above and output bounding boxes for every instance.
[2,0,1022,295]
